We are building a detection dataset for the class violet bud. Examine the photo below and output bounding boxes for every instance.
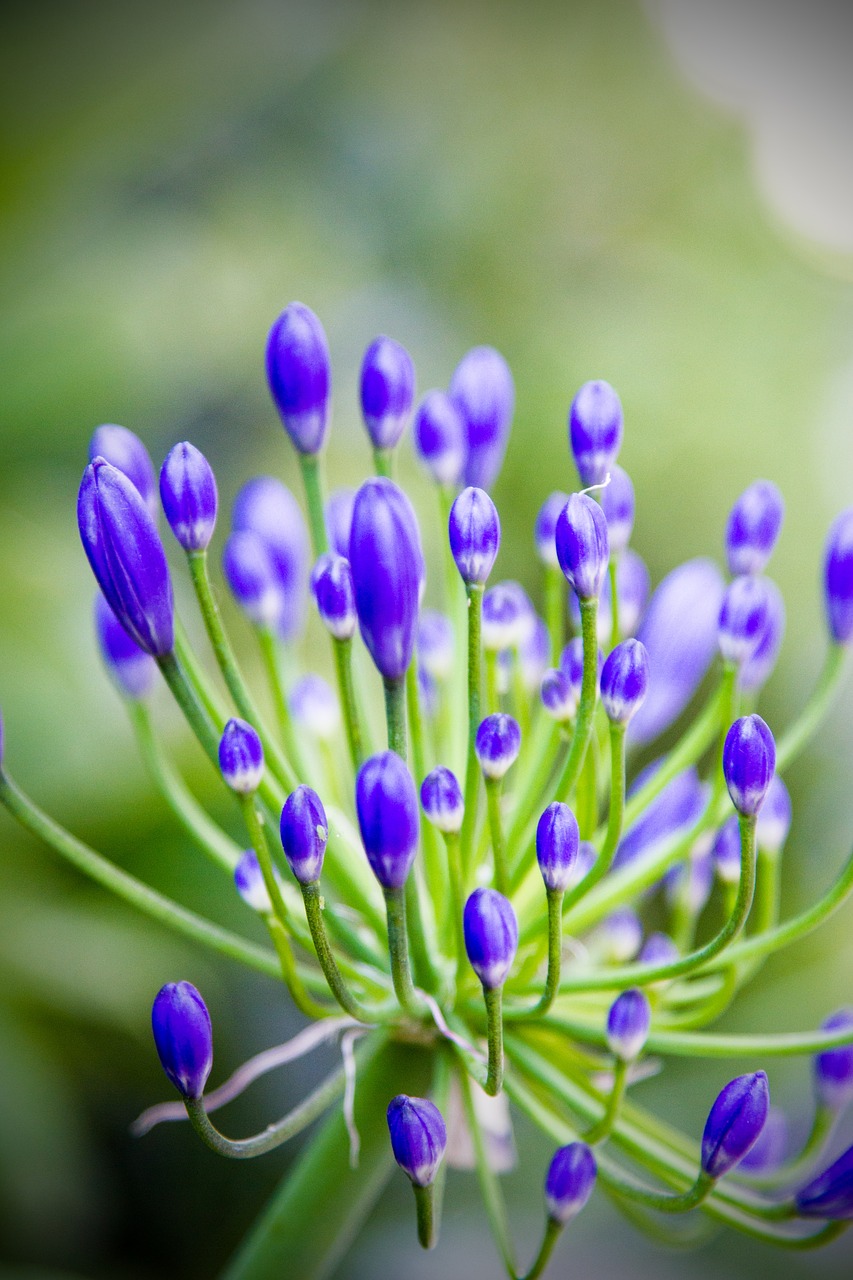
[608,548,650,639]
[232,477,309,642]
[600,638,650,725]
[536,802,580,893]
[387,1095,447,1188]
[311,553,356,640]
[290,674,340,742]
[218,718,264,794]
[755,776,792,855]
[418,667,439,720]
[94,594,157,700]
[568,379,623,487]
[555,493,609,601]
[718,575,771,667]
[739,578,785,693]
[463,887,518,989]
[413,390,466,487]
[606,988,651,1061]
[450,346,514,490]
[739,1106,788,1175]
[545,1142,597,1224]
[540,667,576,723]
[482,582,534,652]
[664,845,715,916]
[89,423,158,521]
[151,981,213,1099]
[78,458,175,657]
[360,335,415,450]
[325,487,356,557]
[823,509,853,645]
[517,616,550,692]
[615,765,707,871]
[723,715,776,817]
[588,908,643,963]
[350,478,424,681]
[795,1143,853,1219]
[569,841,597,889]
[449,486,501,586]
[356,751,419,890]
[813,1009,853,1112]
[159,442,218,552]
[600,464,635,555]
[711,817,741,885]
[280,784,328,885]
[701,1072,770,1178]
[420,766,464,835]
[265,301,330,454]
[534,491,570,568]
[222,531,283,629]
[725,480,784,576]
[417,611,454,682]
[639,931,679,966]
[234,848,276,914]
[475,713,521,780]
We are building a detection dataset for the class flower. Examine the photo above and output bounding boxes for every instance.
[722,715,776,817]
[725,480,784,576]
[387,1095,447,1187]
[545,1143,597,1224]
[555,493,609,601]
[449,346,514,490]
[568,379,623,486]
[463,888,518,989]
[606,988,652,1062]
[265,301,331,454]
[701,1072,770,1178]
[360,335,415,450]
[280,785,328,885]
[151,981,213,1099]
[449,486,501,586]
[159,441,218,552]
[218,719,264,794]
[536,802,580,893]
[356,752,419,890]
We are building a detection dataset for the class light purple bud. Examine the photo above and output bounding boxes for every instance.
[94,594,158,700]
[265,302,330,454]
[718,575,771,666]
[606,988,651,1061]
[664,844,715,916]
[600,465,635,555]
[356,751,419,890]
[417,611,455,682]
[535,491,570,568]
[536,802,580,893]
[218,718,264,794]
[450,346,514,490]
[325,487,356,558]
[600,639,650,724]
[813,1010,853,1112]
[568,380,623,486]
[449,486,500,586]
[290,674,340,741]
[725,480,784,576]
[701,1072,769,1178]
[723,715,776,817]
[413,390,466,487]
[518,616,550,692]
[589,907,643,963]
[482,581,534,652]
[234,848,276,914]
[350,478,424,681]
[232,477,309,642]
[823,509,853,645]
[739,1106,788,1174]
[475,713,521,780]
[555,493,609,601]
[570,840,597,889]
[151,981,213,1099]
[89,424,159,521]
[463,887,518,989]
[311,553,356,641]
[280,784,328,885]
[638,931,679,966]
[418,666,439,720]
[738,577,785,693]
[614,765,707,871]
[545,1143,597,1224]
[610,548,650,638]
[796,1142,853,1219]
[222,531,283,629]
[387,1095,447,1188]
[711,817,741,885]
[159,442,218,552]
[420,766,464,834]
[540,667,576,722]
[755,776,792,855]
[360,335,415,450]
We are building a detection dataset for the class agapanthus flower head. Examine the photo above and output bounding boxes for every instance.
[739,578,785,693]
[600,463,635,555]
[290,674,340,741]
[824,508,853,645]
[701,1072,770,1179]
[723,715,776,817]
[449,486,501,586]
[449,345,514,490]
[463,887,518,989]
[555,493,610,601]
[234,848,275,914]
[606,988,651,1062]
[159,441,218,552]
[795,1143,853,1219]
[718,575,771,667]
[310,553,356,641]
[265,301,331,454]
[89,423,159,520]
[94,593,158,700]
[540,667,576,723]
[78,457,175,657]
[813,1009,853,1112]
[544,1142,597,1224]
[482,581,534,652]
[232,477,309,641]
[280,784,328,886]
[356,751,419,890]
[600,638,650,724]
[725,480,784,577]
[711,817,741,885]
[738,1106,788,1175]
[325,487,356,557]
[568,379,623,486]
[222,531,283,630]
[536,802,580,892]
[413,390,466,488]
[360,335,415,450]
[534,491,570,568]
[417,611,454,682]
[218,718,264,794]
[151,981,213,1099]
[755,775,791,854]
[420,766,464,834]
[475,713,521,780]
[387,1095,447,1188]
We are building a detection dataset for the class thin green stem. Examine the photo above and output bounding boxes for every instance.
[585,1057,629,1144]
[173,617,228,727]
[384,674,408,760]
[384,886,421,1015]
[598,1166,715,1214]
[484,985,505,1095]
[561,720,626,915]
[607,556,620,651]
[445,831,467,990]
[157,649,221,763]
[300,882,382,1022]
[333,637,365,768]
[544,564,565,664]
[413,1183,437,1250]
[554,596,599,802]
[486,778,509,896]
[507,890,564,1020]
[776,645,846,771]
[518,1217,563,1280]
[457,1062,517,1278]
[461,583,484,880]
[299,452,329,558]
[256,630,306,781]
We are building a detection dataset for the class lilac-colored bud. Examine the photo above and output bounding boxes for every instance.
[568,380,623,487]
[265,302,330,454]
[824,509,853,645]
[325,487,356,557]
[94,594,158,700]
[151,981,213,1099]
[739,1106,788,1174]
[218,718,264,794]
[540,667,576,723]
[725,480,784,576]
[417,611,454,682]
[420,766,464,834]
[701,1072,770,1178]
[600,639,650,725]
[711,817,741,885]
[796,1143,853,1219]
[475,713,521,780]
[639,931,679,966]
[718,575,771,666]
[606,988,651,1061]
[360,336,415,450]
[449,487,500,586]
[629,559,726,746]
[664,845,715,916]
[570,840,597,889]
[517,616,550,692]
[387,1095,447,1188]
[614,765,707,871]
[536,802,580,893]
[89,423,159,521]
[350,478,424,681]
[159,442,218,552]
[311,553,356,641]
[463,887,518,989]
[739,578,785,692]
[534,491,570,568]
[482,582,534,652]
[222,531,283,629]
[413,390,466,487]
[607,548,650,639]
[232,477,309,642]
[234,849,276,914]
[545,1143,597,1224]
[813,1010,853,1112]
[450,346,514,490]
[78,458,175,657]
[290,674,340,742]
[723,715,776,817]
[559,637,603,706]
[280,784,328,885]
[555,494,609,601]
[356,752,419,890]
[588,908,642,963]
[418,667,439,720]
[600,464,635,555]
[755,776,791,855]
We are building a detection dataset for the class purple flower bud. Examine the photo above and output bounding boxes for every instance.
[356,751,419,890]
[218,718,264,794]
[664,844,715,916]
[629,558,726,746]
[755,776,792,854]
[78,458,175,657]
[600,639,650,725]
[795,1143,853,1219]
[89,423,158,521]
[360,336,415,450]
[606,988,651,1061]
[413,390,466,487]
[475,713,521,780]
[739,578,785,693]
[723,715,776,817]
[540,667,576,722]
[813,1009,853,1112]
[159,442,218,552]
[420,766,464,834]
[588,908,643,963]
[614,765,707,871]
[151,981,213,1099]
[94,594,158,700]
[311,553,356,640]
[568,380,623,487]
[738,1106,788,1174]
[725,480,784,577]
[824,509,853,645]
[718,575,771,667]
[265,302,330,454]
[417,611,454,682]
[463,887,518,989]
[232,477,309,641]
[280,784,328,885]
[711,817,741,885]
[234,848,277,914]
[535,491,570,568]
[482,582,533,652]
[545,1142,597,1224]
[701,1072,770,1178]
[449,346,514,490]
[387,1095,447,1188]
[350,478,424,681]
[325,487,356,558]
[639,931,679,966]
[601,464,635,555]
[290,674,340,741]
[517,616,550,693]
[608,548,650,639]
[449,487,500,586]
[222,531,283,629]
[536,802,580,892]
[570,840,597,889]
[555,493,610,601]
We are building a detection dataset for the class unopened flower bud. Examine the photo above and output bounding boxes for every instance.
[464,887,518,989]
[544,1142,597,1224]
[449,487,500,586]
[450,346,514,490]
[265,302,330,454]
[725,480,784,576]
[588,908,642,963]
[638,931,679,966]
[555,493,609,601]
[723,715,776,817]
[151,981,213,1099]
[89,423,158,520]
[280,784,328,885]
[482,582,533,652]
[718,576,771,666]
[234,848,277,914]
[417,611,454,682]
[813,1009,853,1113]
[413,390,466,487]
[739,1106,788,1175]
[824,509,853,645]
[568,379,623,487]
[420,766,464,834]
[534,491,570,568]
[475,713,521,780]
[311,553,356,640]
[739,578,785,692]
[606,988,651,1062]
[755,776,791,855]
[159,441,218,551]
[711,817,741,885]
[94,594,158,700]
[232,477,309,641]
[536,802,580,893]
[222,531,283,630]
[350,478,424,681]
[600,464,635,555]
[387,1095,447,1187]
[356,751,419,889]
[290,674,340,741]
[360,335,415,450]
[540,667,576,723]
[325,487,356,557]
[600,639,649,724]
[218,718,264,794]
[701,1072,769,1178]
[795,1143,853,1219]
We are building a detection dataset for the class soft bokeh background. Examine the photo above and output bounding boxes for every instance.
[2,1,853,1276]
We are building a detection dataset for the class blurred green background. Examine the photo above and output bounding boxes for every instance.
[2,1,853,1276]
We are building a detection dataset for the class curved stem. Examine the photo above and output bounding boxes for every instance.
[585,1057,628,1144]
[484,985,505,1096]
[457,1061,517,1278]
[300,882,382,1022]
[507,889,564,1021]
[776,645,846,771]
[518,1217,563,1280]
